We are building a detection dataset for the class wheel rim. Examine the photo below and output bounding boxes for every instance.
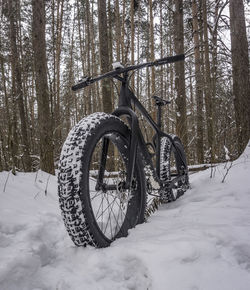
[88,132,131,241]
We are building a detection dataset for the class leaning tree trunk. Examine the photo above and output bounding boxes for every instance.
[32,0,55,174]
[229,0,250,154]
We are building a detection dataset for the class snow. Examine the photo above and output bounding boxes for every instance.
[1,142,250,290]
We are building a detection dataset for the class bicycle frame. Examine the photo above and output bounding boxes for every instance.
[72,54,187,192]
[98,73,186,191]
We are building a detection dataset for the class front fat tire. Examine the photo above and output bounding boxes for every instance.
[58,113,146,248]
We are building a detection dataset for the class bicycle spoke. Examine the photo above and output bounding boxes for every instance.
[95,191,106,220]
[103,193,116,236]
[96,194,117,221]
[88,131,137,241]
[90,190,103,201]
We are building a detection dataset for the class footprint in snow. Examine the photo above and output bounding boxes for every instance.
[91,254,152,290]
[0,222,27,236]
[233,244,250,271]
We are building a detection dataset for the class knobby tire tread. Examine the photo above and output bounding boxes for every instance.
[58,112,145,247]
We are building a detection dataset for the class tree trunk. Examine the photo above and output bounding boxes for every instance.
[121,1,126,64]
[192,0,204,163]
[173,0,188,151]
[90,1,98,112]
[115,0,121,62]
[202,0,214,162]
[107,0,114,109]
[0,47,10,170]
[149,0,156,121]
[229,0,250,153]
[32,0,55,174]
[8,0,32,171]
[76,0,85,73]
[54,0,64,151]
[86,0,92,115]
[97,0,112,113]
[130,0,135,89]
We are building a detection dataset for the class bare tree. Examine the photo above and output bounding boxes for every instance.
[8,0,32,171]
[97,0,112,113]
[192,0,204,163]
[202,0,214,162]
[229,0,250,153]
[32,0,55,174]
[173,0,188,151]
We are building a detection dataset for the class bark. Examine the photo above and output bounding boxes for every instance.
[90,1,98,112]
[149,0,156,120]
[136,1,141,98]
[107,0,114,109]
[97,0,112,113]
[66,8,76,134]
[0,49,10,170]
[121,1,126,63]
[32,0,55,174]
[130,0,135,89]
[86,0,92,115]
[115,0,121,62]
[173,0,188,150]
[192,0,204,163]
[76,0,85,73]
[211,1,219,158]
[8,0,32,171]
[202,0,214,162]
[54,0,64,147]
[159,0,163,99]
[229,0,250,153]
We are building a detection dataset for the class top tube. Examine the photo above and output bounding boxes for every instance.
[72,54,185,92]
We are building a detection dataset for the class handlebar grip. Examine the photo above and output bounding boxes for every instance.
[72,83,86,91]
[72,78,91,91]
[155,54,185,65]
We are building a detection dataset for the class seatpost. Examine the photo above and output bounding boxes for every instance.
[157,105,162,129]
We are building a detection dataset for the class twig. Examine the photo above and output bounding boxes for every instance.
[210,161,214,178]
[35,170,39,183]
[45,174,51,196]
[221,161,233,183]
[3,170,11,193]
[34,191,41,199]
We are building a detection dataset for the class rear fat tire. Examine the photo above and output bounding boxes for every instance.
[160,136,189,202]
[58,113,146,247]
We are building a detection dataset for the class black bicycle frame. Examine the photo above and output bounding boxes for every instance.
[72,54,186,191]
[98,74,185,191]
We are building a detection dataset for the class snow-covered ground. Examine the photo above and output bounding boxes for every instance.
[0,143,250,290]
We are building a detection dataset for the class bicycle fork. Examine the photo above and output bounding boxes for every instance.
[95,113,139,192]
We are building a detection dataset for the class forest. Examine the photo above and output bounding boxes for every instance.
[0,0,249,175]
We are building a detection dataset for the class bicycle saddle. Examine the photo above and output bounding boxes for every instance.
[152,96,171,106]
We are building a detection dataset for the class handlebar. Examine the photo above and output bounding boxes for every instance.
[72,54,185,92]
